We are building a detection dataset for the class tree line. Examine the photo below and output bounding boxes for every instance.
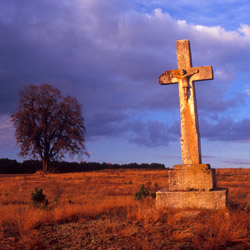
[0,158,166,174]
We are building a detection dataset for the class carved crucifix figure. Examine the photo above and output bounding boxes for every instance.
[159,40,213,164]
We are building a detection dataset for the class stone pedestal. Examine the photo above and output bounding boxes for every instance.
[156,164,228,210]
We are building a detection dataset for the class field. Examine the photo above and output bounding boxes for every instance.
[0,168,250,249]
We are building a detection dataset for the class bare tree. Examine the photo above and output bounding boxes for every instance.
[11,84,88,172]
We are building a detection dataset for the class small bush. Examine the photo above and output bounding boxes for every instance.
[150,192,156,199]
[31,188,48,207]
[125,181,133,185]
[134,184,149,200]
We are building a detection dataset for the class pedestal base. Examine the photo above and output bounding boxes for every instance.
[156,188,228,210]
[169,164,216,191]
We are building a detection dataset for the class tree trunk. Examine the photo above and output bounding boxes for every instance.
[43,143,49,173]
[42,159,48,172]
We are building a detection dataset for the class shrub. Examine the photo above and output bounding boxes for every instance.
[31,188,48,207]
[150,192,156,199]
[134,184,149,200]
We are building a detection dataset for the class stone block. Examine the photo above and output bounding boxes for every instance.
[169,164,216,191]
[156,188,228,210]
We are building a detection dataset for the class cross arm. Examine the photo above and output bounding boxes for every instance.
[159,65,213,85]
[159,69,180,85]
[190,66,213,82]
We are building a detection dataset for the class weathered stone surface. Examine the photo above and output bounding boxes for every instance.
[173,164,211,170]
[159,40,213,165]
[156,40,228,210]
[156,188,228,210]
[169,164,216,191]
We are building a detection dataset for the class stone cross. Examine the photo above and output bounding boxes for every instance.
[159,40,213,164]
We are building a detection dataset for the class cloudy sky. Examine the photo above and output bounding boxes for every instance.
[0,0,250,168]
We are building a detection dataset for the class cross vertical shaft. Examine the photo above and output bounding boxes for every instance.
[159,40,213,165]
[177,40,201,164]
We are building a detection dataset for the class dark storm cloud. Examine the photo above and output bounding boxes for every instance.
[196,84,245,112]
[128,115,250,148]
[0,0,250,148]
[0,1,83,111]
[200,117,250,141]
[128,120,177,147]
[86,111,129,138]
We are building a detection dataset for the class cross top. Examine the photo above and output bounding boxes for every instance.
[159,40,213,164]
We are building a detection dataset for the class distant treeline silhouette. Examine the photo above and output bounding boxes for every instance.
[0,158,166,174]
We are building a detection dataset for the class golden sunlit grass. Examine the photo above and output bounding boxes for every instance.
[0,168,250,249]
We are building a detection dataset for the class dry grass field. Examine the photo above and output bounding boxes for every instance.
[0,168,250,249]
